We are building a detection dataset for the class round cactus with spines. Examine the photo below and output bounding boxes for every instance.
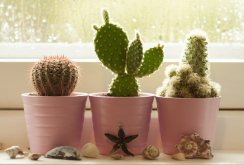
[32,56,79,96]
[94,10,164,96]
[157,30,220,98]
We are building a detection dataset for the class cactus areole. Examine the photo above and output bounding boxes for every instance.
[94,10,164,96]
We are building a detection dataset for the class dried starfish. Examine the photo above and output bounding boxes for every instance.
[105,126,138,156]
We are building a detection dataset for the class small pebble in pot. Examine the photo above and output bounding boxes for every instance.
[81,143,99,158]
[143,145,160,160]
[172,152,186,161]
[28,153,42,161]
[5,146,24,159]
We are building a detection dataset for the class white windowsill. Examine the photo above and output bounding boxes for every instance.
[1,110,244,164]
[1,150,244,165]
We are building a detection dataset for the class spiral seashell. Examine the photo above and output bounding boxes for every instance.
[176,133,213,159]
[143,145,160,160]
[177,138,198,158]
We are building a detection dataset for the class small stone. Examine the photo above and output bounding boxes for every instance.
[23,152,29,157]
[0,143,4,150]
[81,143,99,158]
[5,146,24,159]
[172,153,186,161]
[143,145,160,160]
[111,153,125,160]
[28,153,42,161]
[45,146,81,160]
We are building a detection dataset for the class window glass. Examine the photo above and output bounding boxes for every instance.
[0,0,243,60]
[0,0,243,43]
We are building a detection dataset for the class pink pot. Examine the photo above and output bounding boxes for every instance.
[22,92,87,154]
[89,93,154,155]
[156,96,220,155]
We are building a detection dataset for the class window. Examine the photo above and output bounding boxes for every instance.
[0,0,243,110]
[0,0,243,59]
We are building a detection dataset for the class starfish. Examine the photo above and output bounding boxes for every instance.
[104,126,138,156]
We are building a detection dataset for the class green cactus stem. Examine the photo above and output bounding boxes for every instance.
[109,74,138,97]
[183,31,208,77]
[94,11,129,74]
[126,33,143,75]
[157,30,220,98]
[31,56,79,96]
[94,10,164,96]
[135,44,164,78]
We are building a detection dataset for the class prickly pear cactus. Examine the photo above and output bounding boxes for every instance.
[94,10,164,96]
[32,56,79,96]
[157,30,220,98]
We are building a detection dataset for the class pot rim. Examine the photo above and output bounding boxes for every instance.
[89,92,155,98]
[21,92,88,98]
[155,95,221,100]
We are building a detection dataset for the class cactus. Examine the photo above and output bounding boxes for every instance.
[31,56,79,96]
[157,30,220,98]
[94,10,164,96]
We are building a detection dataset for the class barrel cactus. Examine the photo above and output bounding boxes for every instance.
[157,30,220,98]
[32,56,79,96]
[94,10,164,96]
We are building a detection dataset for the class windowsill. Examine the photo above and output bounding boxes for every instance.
[1,110,244,164]
[1,150,244,165]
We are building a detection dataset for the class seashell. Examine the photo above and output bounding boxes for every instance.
[143,145,160,160]
[197,140,213,159]
[111,153,125,160]
[172,152,186,161]
[176,133,213,159]
[28,153,42,161]
[177,137,198,158]
[4,146,24,159]
[45,146,81,160]
[81,143,99,158]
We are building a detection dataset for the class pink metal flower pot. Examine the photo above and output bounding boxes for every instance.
[89,93,154,155]
[22,92,88,154]
[156,96,220,155]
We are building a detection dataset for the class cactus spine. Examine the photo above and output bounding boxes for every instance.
[157,30,220,98]
[94,10,164,96]
[32,56,79,96]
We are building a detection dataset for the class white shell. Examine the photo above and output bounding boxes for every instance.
[4,146,24,159]
[81,143,99,158]
[172,153,186,161]
[143,145,160,160]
